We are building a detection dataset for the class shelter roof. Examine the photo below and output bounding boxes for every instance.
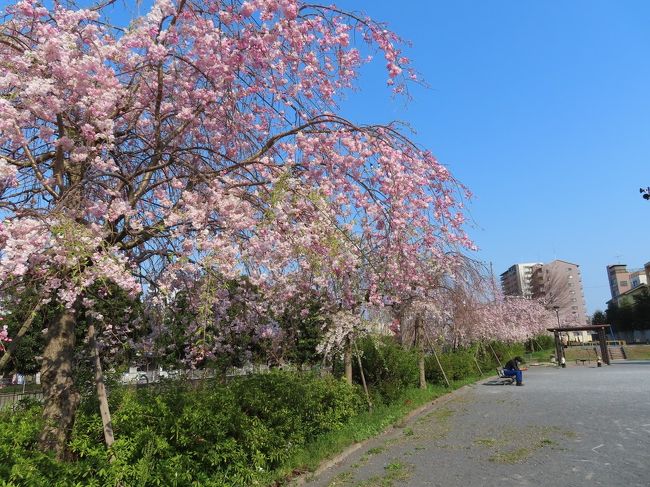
[547,325,610,332]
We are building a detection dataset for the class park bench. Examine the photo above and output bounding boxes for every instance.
[495,368,515,385]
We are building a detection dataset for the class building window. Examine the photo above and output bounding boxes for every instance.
[620,281,628,287]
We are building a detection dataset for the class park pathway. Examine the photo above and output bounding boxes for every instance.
[301,362,650,487]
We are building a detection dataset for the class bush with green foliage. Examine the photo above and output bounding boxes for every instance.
[426,348,477,383]
[0,372,362,486]
[483,341,525,367]
[351,336,419,403]
[527,334,555,351]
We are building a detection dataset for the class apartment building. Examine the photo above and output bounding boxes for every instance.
[538,260,589,326]
[607,264,633,299]
[501,260,589,327]
[500,263,541,298]
[606,263,649,306]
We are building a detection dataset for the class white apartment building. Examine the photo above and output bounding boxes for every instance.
[500,263,541,298]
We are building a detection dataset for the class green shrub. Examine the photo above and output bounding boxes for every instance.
[425,348,477,383]
[475,341,525,370]
[352,336,419,403]
[230,371,362,470]
[0,371,362,486]
[527,334,554,351]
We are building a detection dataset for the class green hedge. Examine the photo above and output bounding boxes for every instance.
[527,334,555,351]
[425,348,477,383]
[353,336,420,403]
[0,372,362,487]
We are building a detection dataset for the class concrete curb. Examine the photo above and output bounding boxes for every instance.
[289,383,476,486]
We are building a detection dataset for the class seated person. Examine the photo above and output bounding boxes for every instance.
[503,356,524,386]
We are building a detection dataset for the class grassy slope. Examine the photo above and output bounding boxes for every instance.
[621,345,650,360]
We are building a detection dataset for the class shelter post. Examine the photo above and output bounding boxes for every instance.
[598,327,610,365]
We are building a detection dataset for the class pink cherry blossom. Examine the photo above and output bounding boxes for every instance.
[0,0,476,438]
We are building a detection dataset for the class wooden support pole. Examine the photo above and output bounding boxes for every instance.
[423,328,450,388]
[487,342,502,368]
[88,322,115,449]
[598,327,610,365]
[415,315,426,390]
[344,336,353,384]
[430,346,450,388]
[553,331,564,366]
[0,302,44,371]
[352,339,372,411]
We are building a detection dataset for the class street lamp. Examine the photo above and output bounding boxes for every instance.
[552,306,566,367]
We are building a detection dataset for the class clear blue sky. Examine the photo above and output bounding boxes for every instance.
[334,0,650,314]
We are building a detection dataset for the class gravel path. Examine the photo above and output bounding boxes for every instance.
[301,361,650,487]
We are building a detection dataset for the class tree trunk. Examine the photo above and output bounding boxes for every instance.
[344,336,353,385]
[88,322,114,448]
[415,316,426,389]
[39,307,80,460]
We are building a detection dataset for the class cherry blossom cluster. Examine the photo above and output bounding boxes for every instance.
[316,310,370,358]
[389,262,554,349]
[473,294,554,344]
[0,0,473,359]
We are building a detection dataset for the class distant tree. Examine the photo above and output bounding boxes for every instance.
[606,301,635,334]
[591,310,607,325]
[631,290,650,330]
[605,292,650,334]
[0,285,48,375]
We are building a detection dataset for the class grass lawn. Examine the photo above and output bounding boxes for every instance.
[547,344,650,362]
[563,348,599,362]
[524,348,556,363]
[622,345,650,360]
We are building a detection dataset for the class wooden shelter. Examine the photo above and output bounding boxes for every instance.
[546,325,612,365]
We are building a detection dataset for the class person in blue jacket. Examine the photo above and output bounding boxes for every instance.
[503,356,524,386]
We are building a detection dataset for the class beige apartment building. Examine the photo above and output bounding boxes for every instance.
[607,264,633,299]
[533,260,589,327]
[606,263,649,306]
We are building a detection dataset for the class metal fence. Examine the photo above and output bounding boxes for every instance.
[0,364,327,408]
[0,390,43,410]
